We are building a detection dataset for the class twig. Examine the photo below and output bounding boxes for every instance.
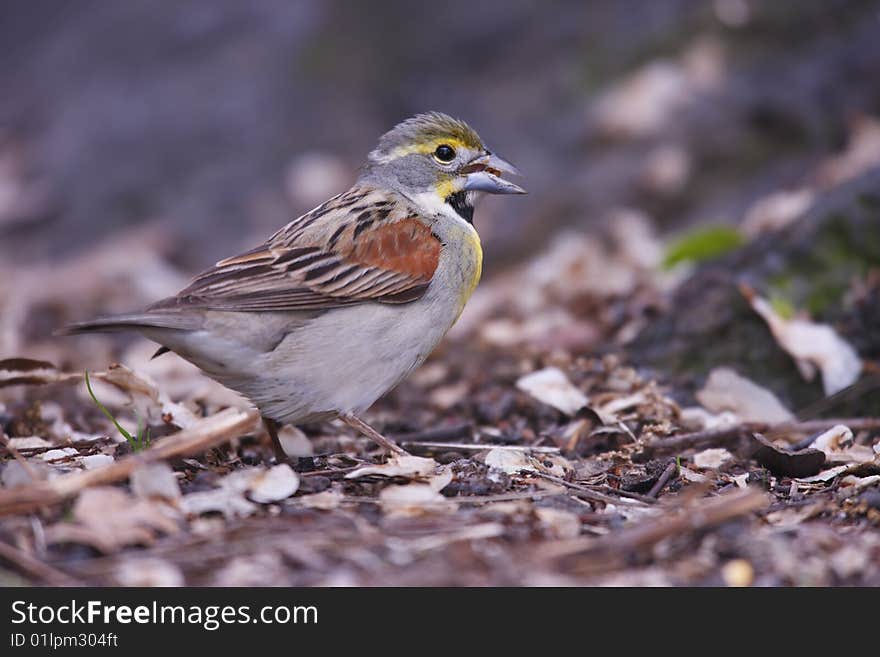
[545,488,768,560]
[333,489,565,506]
[644,417,880,455]
[0,408,260,517]
[530,471,655,505]
[451,490,565,504]
[299,466,361,478]
[402,441,560,454]
[593,485,659,505]
[647,461,678,498]
[0,433,39,481]
[0,540,83,586]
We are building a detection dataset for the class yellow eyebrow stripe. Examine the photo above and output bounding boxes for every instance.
[389,137,469,159]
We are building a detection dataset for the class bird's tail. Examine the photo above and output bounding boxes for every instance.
[59,312,200,336]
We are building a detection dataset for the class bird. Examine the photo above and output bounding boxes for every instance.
[64,112,525,459]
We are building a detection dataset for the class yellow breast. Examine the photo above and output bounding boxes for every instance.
[454,226,483,319]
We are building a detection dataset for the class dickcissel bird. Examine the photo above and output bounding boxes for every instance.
[66,112,525,458]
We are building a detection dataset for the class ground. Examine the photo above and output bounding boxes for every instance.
[1,1,879,587]
[1,193,878,586]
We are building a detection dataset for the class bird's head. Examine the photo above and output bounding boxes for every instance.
[361,112,525,223]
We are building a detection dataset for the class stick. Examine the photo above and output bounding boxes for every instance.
[593,484,659,505]
[0,433,40,481]
[402,441,560,454]
[337,489,565,506]
[0,408,260,517]
[644,417,880,455]
[530,471,655,506]
[0,540,83,586]
[545,488,768,560]
[647,461,678,498]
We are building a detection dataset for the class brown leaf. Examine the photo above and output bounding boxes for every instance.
[741,285,863,395]
[45,486,179,553]
[696,368,793,423]
[0,358,75,387]
[751,434,826,478]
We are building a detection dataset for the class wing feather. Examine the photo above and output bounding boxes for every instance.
[149,186,441,313]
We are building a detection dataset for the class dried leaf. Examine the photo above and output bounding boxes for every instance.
[114,558,185,587]
[345,454,438,479]
[516,367,587,416]
[375,467,455,517]
[535,507,581,539]
[809,424,853,457]
[1,460,49,487]
[86,364,200,429]
[296,488,344,510]
[831,445,878,465]
[380,486,429,509]
[180,469,261,519]
[732,473,750,489]
[81,454,114,470]
[130,462,181,502]
[0,358,76,387]
[7,436,53,450]
[742,286,863,395]
[180,465,299,516]
[276,426,313,458]
[484,448,572,477]
[46,486,179,552]
[693,448,733,469]
[38,447,78,462]
[679,466,708,483]
[249,464,300,503]
[765,505,820,526]
[796,465,848,483]
[696,368,793,423]
[840,474,880,491]
[751,434,826,478]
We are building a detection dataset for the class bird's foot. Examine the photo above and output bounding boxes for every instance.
[339,414,408,456]
[262,417,294,465]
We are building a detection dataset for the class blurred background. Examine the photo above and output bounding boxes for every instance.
[1,0,879,405]
[2,0,878,262]
[2,0,880,589]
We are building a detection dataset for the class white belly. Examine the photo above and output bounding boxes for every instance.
[249,294,448,422]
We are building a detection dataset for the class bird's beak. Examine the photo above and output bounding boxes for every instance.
[462,152,527,195]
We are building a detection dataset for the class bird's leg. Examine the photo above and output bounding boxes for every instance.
[262,417,290,463]
[339,414,407,455]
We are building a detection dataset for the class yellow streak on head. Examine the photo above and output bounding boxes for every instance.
[388,137,471,158]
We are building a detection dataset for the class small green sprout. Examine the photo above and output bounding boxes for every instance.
[84,370,151,452]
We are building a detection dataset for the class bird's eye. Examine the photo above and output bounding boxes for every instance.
[433,144,456,163]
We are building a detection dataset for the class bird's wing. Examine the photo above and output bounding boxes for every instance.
[149,186,441,313]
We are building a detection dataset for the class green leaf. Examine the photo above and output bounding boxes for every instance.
[663,225,745,269]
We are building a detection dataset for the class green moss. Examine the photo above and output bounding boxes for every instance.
[769,294,796,320]
[764,208,880,315]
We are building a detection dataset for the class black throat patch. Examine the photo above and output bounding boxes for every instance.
[445,191,474,224]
